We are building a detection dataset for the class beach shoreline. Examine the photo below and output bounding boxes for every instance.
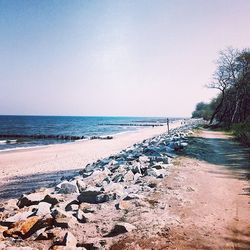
[1,125,249,249]
[0,120,187,200]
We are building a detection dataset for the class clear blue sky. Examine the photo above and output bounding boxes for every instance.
[1,0,249,117]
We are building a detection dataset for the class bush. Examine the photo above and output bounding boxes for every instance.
[231,122,250,145]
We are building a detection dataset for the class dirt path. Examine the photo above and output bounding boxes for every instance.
[167,130,250,249]
[101,129,249,250]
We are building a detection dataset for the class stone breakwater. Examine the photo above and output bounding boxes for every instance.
[0,134,114,142]
[0,120,202,250]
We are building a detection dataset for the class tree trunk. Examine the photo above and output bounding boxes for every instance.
[209,90,225,124]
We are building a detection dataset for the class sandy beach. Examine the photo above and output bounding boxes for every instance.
[0,120,184,200]
[0,126,249,249]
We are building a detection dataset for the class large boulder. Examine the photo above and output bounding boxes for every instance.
[56,181,79,194]
[43,194,61,206]
[3,216,53,239]
[35,202,51,216]
[17,193,46,208]
[77,190,116,204]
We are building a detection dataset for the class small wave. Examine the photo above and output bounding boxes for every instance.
[0,140,6,144]
[6,139,17,144]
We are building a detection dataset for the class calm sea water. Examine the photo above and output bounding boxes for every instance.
[0,116,176,151]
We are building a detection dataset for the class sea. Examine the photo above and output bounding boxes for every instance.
[0,116,177,151]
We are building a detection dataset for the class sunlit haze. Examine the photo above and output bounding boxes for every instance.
[1,0,250,117]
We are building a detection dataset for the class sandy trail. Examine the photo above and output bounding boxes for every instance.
[0,121,183,200]
[167,130,250,249]
[94,129,250,250]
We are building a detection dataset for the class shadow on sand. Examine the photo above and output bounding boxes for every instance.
[179,132,250,249]
[0,168,81,201]
[179,133,250,199]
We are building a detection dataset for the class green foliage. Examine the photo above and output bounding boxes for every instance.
[192,102,212,120]
[231,122,250,145]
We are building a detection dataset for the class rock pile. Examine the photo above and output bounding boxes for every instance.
[0,121,201,249]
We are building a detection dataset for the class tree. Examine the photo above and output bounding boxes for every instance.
[208,48,239,124]
[192,102,211,120]
[192,47,250,128]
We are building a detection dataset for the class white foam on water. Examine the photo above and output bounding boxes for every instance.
[6,139,17,144]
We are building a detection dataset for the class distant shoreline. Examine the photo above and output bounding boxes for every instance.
[0,116,180,152]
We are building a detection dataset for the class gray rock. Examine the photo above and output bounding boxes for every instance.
[146,168,167,178]
[51,208,75,228]
[133,173,142,182]
[123,193,141,200]
[124,184,140,194]
[17,193,45,208]
[30,227,48,240]
[96,192,117,203]
[104,183,124,196]
[152,164,164,170]
[5,211,35,223]
[75,209,93,223]
[76,179,87,193]
[65,200,79,212]
[57,181,79,194]
[155,169,168,178]
[85,186,101,192]
[3,199,19,211]
[77,190,115,204]
[43,194,60,205]
[151,156,170,164]
[112,173,124,183]
[123,170,134,182]
[82,163,96,173]
[89,169,111,185]
[139,156,150,162]
[82,171,94,178]
[36,202,51,216]
[62,231,77,247]
[104,222,136,237]
[131,165,143,175]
